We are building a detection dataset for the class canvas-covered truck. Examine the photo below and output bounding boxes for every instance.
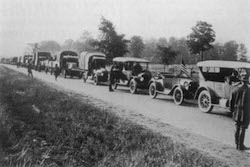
[79,51,109,85]
[33,52,52,71]
[23,54,34,67]
[59,50,83,78]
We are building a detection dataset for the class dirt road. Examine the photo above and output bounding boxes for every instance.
[2,65,250,166]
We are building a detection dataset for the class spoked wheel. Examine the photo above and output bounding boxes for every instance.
[129,79,137,94]
[111,80,118,90]
[94,76,99,85]
[63,70,67,78]
[79,73,82,79]
[149,82,157,98]
[173,87,184,105]
[83,72,88,82]
[198,90,213,113]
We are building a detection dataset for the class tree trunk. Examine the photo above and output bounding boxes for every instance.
[200,51,204,61]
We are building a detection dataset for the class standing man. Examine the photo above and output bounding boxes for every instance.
[109,64,119,91]
[54,64,60,81]
[230,71,250,151]
[27,62,33,78]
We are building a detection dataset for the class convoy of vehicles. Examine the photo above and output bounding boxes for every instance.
[2,54,250,116]
[59,50,83,78]
[149,71,199,105]
[111,57,152,94]
[79,51,109,85]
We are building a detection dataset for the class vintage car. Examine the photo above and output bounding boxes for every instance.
[148,71,199,105]
[195,60,250,113]
[79,52,109,85]
[111,57,152,94]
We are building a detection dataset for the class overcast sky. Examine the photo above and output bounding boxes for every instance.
[0,0,249,58]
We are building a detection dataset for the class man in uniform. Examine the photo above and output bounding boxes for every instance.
[230,71,250,151]
[133,62,142,75]
[54,64,60,81]
[109,64,120,91]
[27,62,33,78]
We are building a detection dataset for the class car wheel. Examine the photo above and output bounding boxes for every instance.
[198,90,214,113]
[111,79,118,90]
[94,76,99,85]
[79,73,82,79]
[149,82,157,98]
[83,72,88,82]
[64,70,67,78]
[173,87,184,105]
[129,79,137,94]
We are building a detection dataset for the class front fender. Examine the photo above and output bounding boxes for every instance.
[194,86,220,103]
[168,84,186,96]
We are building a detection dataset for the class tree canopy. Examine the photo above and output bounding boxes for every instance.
[93,17,129,64]
[187,21,215,61]
[128,36,145,58]
[157,45,178,70]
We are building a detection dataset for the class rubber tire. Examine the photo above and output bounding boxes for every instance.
[173,87,184,105]
[149,82,157,98]
[79,73,82,79]
[111,80,118,90]
[198,90,214,113]
[94,76,99,85]
[129,79,137,94]
[83,72,88,82]
[64,70,67,78]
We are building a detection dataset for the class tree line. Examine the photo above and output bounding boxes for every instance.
[27,17,248,65]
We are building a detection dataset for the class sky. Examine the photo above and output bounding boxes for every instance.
[0,0,250,58]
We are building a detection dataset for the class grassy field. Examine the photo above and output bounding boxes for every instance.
[0,66,228,167]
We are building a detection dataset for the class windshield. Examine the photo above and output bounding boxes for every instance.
[123,62,148,71]
[67,62,77,69]
[92,59,106,69]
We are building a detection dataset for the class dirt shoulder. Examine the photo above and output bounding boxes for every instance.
[46,83,250,167]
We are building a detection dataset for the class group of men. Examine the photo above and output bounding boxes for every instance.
[27,62,60,80]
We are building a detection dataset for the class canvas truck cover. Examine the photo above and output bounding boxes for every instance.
[79,52,106,70]
[34,52,52,66]
[59,50,78,60]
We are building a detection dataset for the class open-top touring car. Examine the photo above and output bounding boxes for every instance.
[111,57,152,94]
[148,71,199,105]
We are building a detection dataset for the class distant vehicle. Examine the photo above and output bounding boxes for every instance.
[23,55,33,67]
[59,50,83,78]
[79,51,109,85]
[33,52,52,71]
[111,57,152,94]
[148,71,199,105]
[195,60,250,113]
[10,57,18,65]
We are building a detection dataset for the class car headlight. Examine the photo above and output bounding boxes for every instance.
[140,77,144,82]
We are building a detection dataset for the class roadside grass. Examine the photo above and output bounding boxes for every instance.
[0,66,228,167]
